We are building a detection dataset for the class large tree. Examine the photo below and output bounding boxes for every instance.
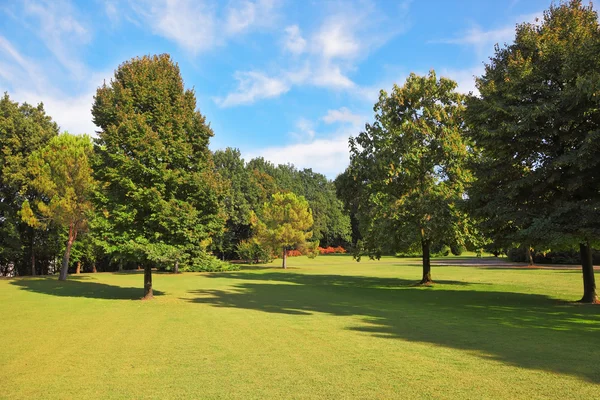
[349,71,472,284]
[254,192,314,269]
[0,94,59,275]
[21,133,96,281]
[92,54,224,299]
[467,0,600,303]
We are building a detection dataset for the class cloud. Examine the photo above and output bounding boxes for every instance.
[439,66,484,95]
[289,118,316,141]
[217,0,411,106]
[22,0,91,80]
[215,71,289,107]
[283,25,306,55]
[246,134,351,178]
[433,12,542,57]
[129,0,280,54]
[322,107,364,126]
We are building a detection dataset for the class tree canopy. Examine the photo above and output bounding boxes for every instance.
[254,192,314,269]
[349,71,473,283]
[467,0,600,302]
[92,54,225,299]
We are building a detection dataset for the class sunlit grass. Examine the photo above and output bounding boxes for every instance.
[1,255,599,399]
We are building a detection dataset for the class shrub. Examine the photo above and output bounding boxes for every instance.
[236,241,272,264]
[450,244,465,256]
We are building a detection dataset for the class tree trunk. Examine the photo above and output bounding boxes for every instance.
[420,238,432,284]
[174,260,179,274]
[525,245,534,265]
[75,261,81,274]
[118,261,123,272]
[142,264,153,300]
[282,247,287,269]
[92,263,97,273]
[59,239,74,281]
[579,242,598,304]
[30,230,36,276]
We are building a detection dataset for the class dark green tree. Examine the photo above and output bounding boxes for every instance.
[0,93,59,275]
[467,0,600,303]
[92,54,225,299]
[349,71,473,284]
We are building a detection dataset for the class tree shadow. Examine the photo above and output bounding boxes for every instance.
[186,271,600,383]
[10,277,164,300]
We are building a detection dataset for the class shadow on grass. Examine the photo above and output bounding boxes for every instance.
[10,276,164,300]
[187,271,600,383]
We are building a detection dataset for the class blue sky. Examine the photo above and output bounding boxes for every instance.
[0,0,561,178]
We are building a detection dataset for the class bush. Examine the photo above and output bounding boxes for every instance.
[236,241,272,264]
[450,244,465,256]
[317,246,346,254]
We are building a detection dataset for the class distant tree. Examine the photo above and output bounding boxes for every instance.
[254,192,314,269]
[349,71,473,284]
[467,0,600,302]
[21,133,96,281]
[0,94,59,275]
[92,54,224,299]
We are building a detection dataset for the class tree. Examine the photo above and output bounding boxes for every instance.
[349,71,472,284]
[92,54,224,299]
[467,0,600,303]
[254,192,314,269]
[21,133,96,281]
[0,94,59,275]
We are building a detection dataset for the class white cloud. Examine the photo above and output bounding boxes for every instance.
[314,18,361,60]
[130,0,280,54]
[283,25,306,55]
[225,0,278,36]
[289,118,316,141]
[247,134,351,178]
[322,107,364,126]
[215,71,289,107]
[218,0,411,107]
[434,12,542,57]
[23,0,91,80]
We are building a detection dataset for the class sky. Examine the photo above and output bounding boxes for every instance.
[0,0,565,178]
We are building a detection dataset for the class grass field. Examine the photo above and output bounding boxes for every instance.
[1,255,599,399]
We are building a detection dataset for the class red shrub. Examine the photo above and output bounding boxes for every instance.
[287,249,303,257]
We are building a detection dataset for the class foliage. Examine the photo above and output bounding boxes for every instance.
[92,54,225,296]
[466,0,600,301]
[0,93,59,275]
[236,240,273,264]
[348,71,474,283]
[20,133,96,280]
[253,192,314,268]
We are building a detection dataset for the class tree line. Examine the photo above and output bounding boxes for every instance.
[1,1,598,302]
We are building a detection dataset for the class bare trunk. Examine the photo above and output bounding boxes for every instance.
[525,245,534,266]
[174,260,179,274]
[75,261,81,274]
[420,237,432,284]
[92,263,97,273]
[118,261,123,272]
[30,230,36,276]
[579,242,598,303]
[59,239,74,281]
[282,247,287,269]
[142,264,153,300]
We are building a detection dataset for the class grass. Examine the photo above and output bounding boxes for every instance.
[1,255,599,399]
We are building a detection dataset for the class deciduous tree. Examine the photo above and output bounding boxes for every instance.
[349,71,472,284]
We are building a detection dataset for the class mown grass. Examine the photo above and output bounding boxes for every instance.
[1,255,599,399]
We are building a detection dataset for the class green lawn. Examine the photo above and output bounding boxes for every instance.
[1,255,599,399]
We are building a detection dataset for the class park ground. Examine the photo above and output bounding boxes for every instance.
[1,255,599,399]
